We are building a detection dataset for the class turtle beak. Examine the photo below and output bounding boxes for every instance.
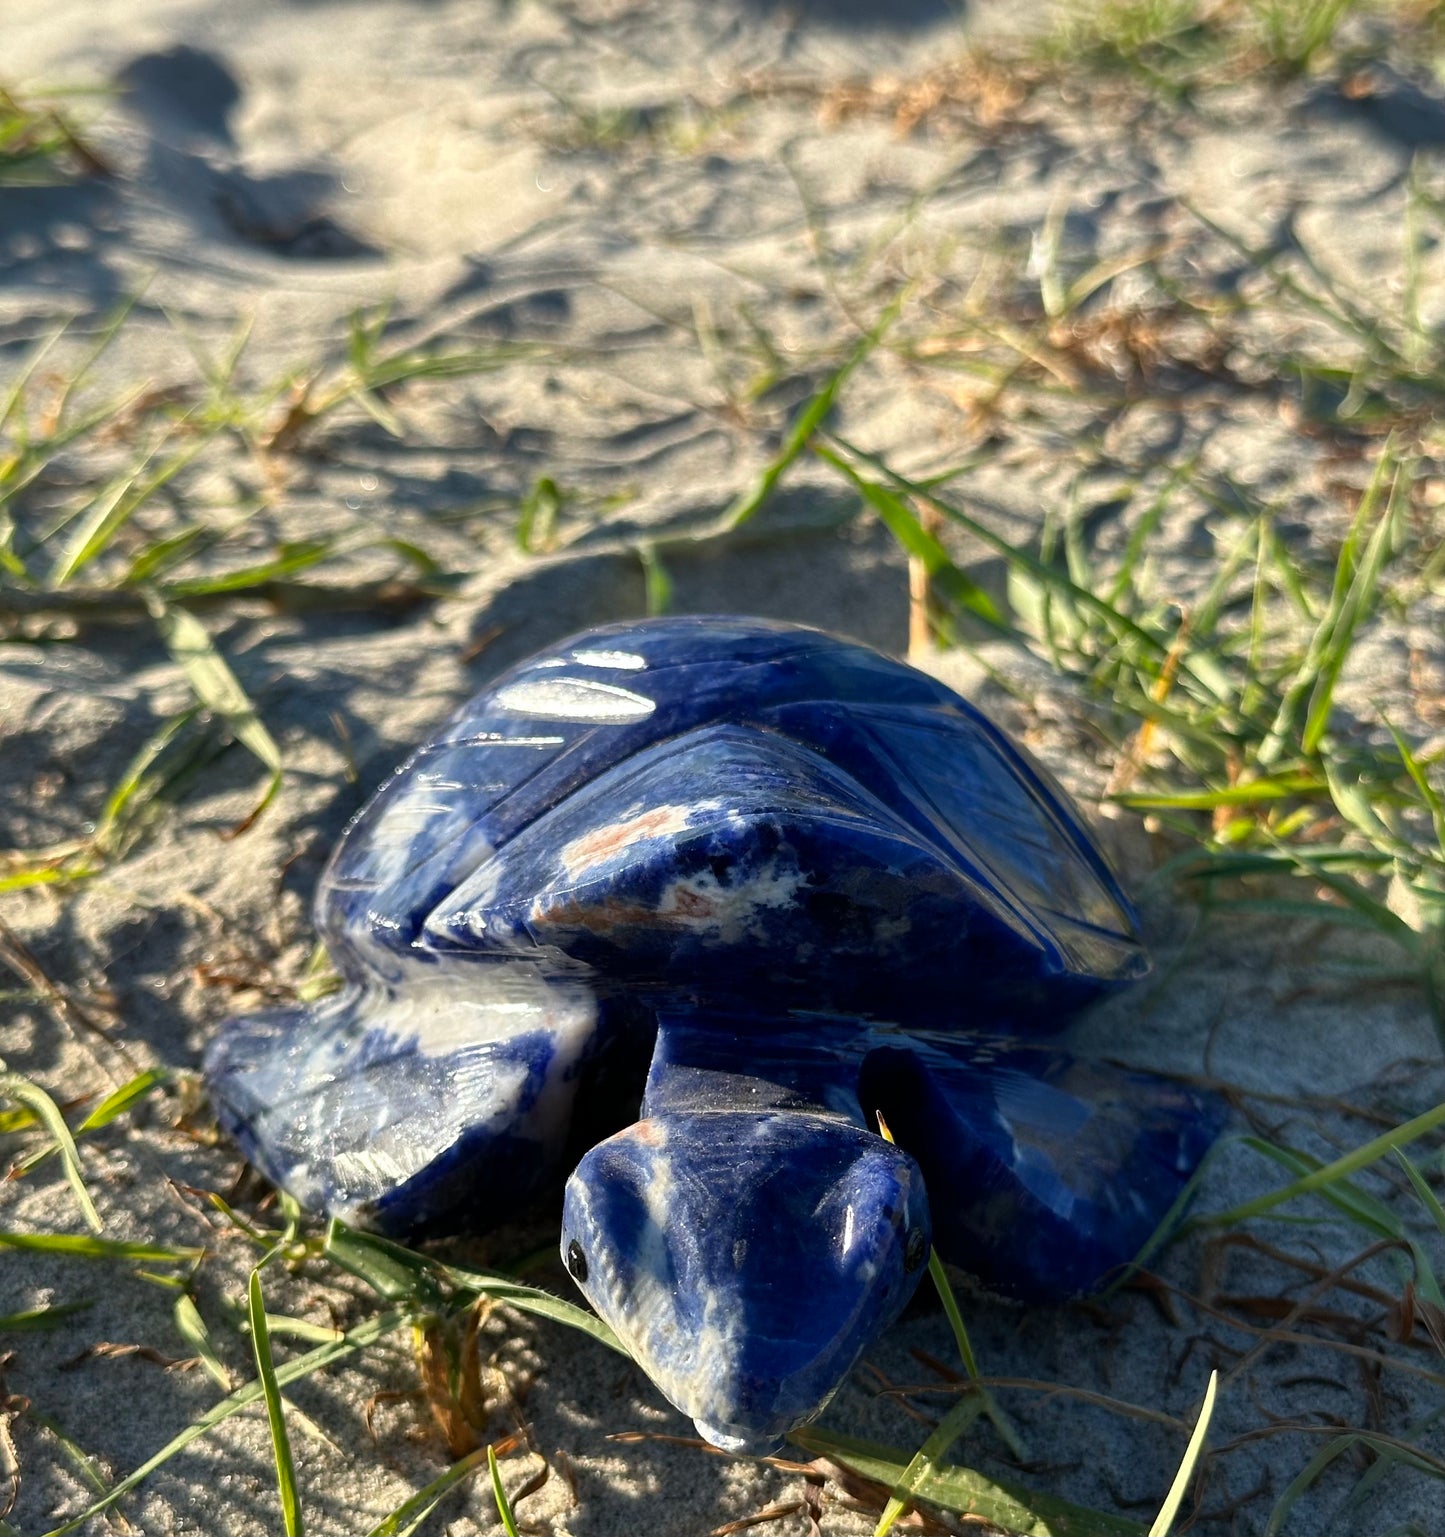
[560,1109,930,1452]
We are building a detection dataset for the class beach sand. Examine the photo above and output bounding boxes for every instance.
[3,1,1445,1532]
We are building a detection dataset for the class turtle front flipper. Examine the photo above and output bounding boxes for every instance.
[205,963,613,1238]
[857,1035,1225,1303]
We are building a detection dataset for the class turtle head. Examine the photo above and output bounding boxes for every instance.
[560,1109,930,1453]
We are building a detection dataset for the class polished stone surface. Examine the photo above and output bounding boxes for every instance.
[205,616,1222,1451]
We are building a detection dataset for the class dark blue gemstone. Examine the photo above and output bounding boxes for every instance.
[204,616,1222,1451]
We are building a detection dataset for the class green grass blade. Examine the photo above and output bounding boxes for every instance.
[174,1294,232,1390]
[122,523,221,586]
[1300,458,1403,755]
[1384,716,1445,856]
[927,1250,1028,1462]
[1263,1434,1358,1537]
[824,434,1220,699]
[75,1067,174,1133]
[325,1222,627,1352]
[1257,442,1394,766]
[1396,1149,1445,1244]
[1104,1140,1226,1297]
[0,1300,92,1332]
[1147,1370,1217,1536]
[488,1444,521,1537]
[1200,1103,1445,1227]
[725,307,895,530]
[1112,774,1321,811]
[249,1268,304,1536]
[928,1248,980,1379]
[877,1111,1025,1461]
[440,1260,629,1355]
[0,1070,101,1232]
[516,475,561,554]
[0,1231,201,1263]
[875,1395,987,1536]
[149,599,283,831]
[160,541,336,599]
[45,436,205,588]
[90,706,205,860]
[637,540,672,616]
[27,1412,111,1500]
[791,1427,1142,1536]
[364,1446,489,1537]
[1241,1138,1403,1240]
[1330,1405,1445,1528]
[815,445,1008,630]
[322,1221,446,1308]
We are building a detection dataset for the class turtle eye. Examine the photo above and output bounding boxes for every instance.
[566,1239,589,1283]
[904,1227,926,1273]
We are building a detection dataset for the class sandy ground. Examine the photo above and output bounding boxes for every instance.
[4,1,1445,1533]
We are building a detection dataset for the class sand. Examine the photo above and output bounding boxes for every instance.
[3,0,1445,1533]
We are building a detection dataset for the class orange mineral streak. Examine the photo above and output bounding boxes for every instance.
[557,804,700,880]
[531,883,721,934]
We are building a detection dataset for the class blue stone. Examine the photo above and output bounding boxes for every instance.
[204,616,1223,1452]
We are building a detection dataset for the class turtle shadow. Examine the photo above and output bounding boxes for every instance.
[461,494,912,687]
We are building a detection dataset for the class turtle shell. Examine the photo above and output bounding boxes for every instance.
[318,615,1144,1021]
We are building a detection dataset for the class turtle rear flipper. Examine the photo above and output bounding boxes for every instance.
[857,1036,1224,1302]
[205,965,604,1236]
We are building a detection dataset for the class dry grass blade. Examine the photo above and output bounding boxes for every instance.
[1147,1370,1216,1537]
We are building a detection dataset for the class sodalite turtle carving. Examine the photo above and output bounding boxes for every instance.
[206,616,1222,1453]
